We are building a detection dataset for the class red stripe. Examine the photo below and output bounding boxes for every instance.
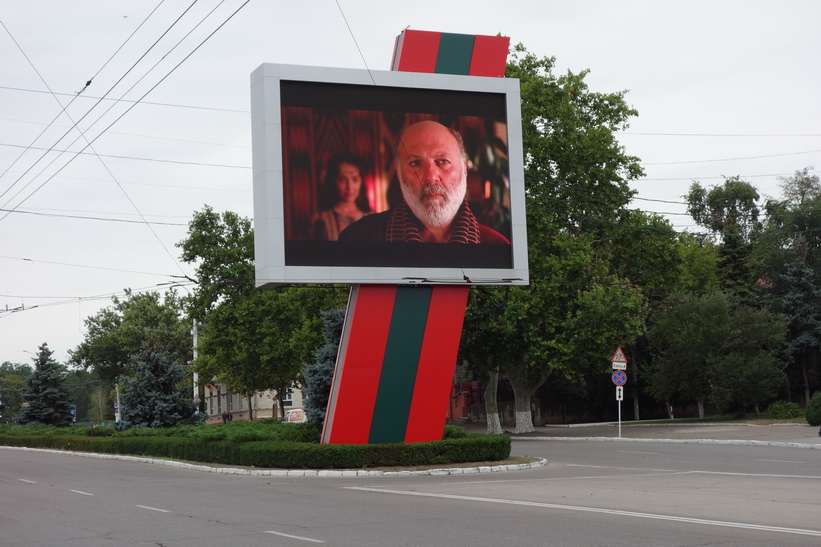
[468,35,510,77]
[404,286,469,443]
[325,285,396,444]
[394,30,441,73]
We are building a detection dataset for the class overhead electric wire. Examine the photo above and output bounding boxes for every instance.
[0,0,250,218]
[641,149,821,166]
[0,141,248,170]
[0,85,248,113]
[0,1,252,288]
[0,208,188,225]
[0,1,173,205]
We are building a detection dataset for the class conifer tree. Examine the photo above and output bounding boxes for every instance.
[303,308,345,425]
[18,344,72,426]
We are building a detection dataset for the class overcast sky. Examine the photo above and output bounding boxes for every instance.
[2,0,819,366]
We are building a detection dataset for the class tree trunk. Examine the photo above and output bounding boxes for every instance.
[508,379,537,434]
[505,357,550,434]
[246,392,254,421]
[666,401,674,419]
[697,401,705,420]
[802,362,811,406]
[629,351,639,421]
[484,370,503,434]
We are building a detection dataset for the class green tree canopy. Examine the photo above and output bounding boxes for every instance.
[780,259,821,404]
[178,207,347,416]
[647,291,786,415]
[70,290,190,383]
[18,344,73,426]
[118,346,197,429]
[177,205,254,319]
[686,177,762,299]
[460,44,646,432]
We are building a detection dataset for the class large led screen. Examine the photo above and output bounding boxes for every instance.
[251,63,528,286]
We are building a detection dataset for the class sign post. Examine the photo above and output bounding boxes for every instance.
[611,347,628,438]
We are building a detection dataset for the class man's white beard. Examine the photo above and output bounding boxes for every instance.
[402,182,465,229]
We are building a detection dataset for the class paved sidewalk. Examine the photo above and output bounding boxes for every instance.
[460,421,821,446]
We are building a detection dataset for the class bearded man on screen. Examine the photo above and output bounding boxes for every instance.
[338,120,509,244]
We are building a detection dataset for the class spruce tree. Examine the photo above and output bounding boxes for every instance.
[18,344,73,426]
[303,308,345,425]
[119,348,194,429]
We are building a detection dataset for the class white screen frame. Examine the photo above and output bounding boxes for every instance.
[251,63,528,287]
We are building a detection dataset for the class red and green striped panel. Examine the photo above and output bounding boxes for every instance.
[321,285,468,444]
[391,29,510,77]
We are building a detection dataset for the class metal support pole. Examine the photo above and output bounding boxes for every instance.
[115,381,122,423]
[192,318,199,407]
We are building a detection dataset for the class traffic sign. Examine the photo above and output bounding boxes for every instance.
[612,362,626,371]
[611,370,627,386]
[611,346,627,363]
[616,386,624,401]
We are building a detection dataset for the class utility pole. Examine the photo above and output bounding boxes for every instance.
[192,318,199,409]
[114,381,121,422]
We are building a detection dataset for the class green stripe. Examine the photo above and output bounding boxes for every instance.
[434,33,474,75]
[368,286,433,444]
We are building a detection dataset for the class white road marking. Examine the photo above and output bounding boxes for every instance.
[18,479,36,484]
[755,459,802,464]
[568,464,821,480]
[619,450,660,455]
[265,531,325,543]
[347,487,821,538]
[135,505,170,513]
[70,490,93,496]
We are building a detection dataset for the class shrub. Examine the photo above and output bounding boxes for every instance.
[443,425,468,439]
[764,400,803,419]
[0,425,510,469]
[805,392,821,426]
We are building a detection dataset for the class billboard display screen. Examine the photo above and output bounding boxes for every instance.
[251,63,528,286]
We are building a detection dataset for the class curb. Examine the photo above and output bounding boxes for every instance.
[511,436,821,449]
[0,446,546,477]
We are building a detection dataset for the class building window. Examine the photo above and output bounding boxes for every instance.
[227,393,233,412]
[282,389,293,406]
[217,390,222,413]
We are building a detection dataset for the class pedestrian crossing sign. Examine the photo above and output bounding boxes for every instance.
[611,346,627,363]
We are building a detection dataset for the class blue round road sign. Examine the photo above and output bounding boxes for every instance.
[612,370,627,386]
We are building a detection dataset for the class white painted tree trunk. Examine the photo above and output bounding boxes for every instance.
[697,401,705,420]
[484,370,503,434]
[514,410,534,434]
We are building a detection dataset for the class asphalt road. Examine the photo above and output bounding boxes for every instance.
[2,435,820,546]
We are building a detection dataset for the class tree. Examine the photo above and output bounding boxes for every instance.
[0,362,32,422]
[118,347,196,429]
[179,207,347,418]
[648,291,787,417]
[460,44,646,433]
[755,167,821,284]
[686,177,761,298]
[707,304,787,414]
[177,205,255,318]
[17,344,73,426]
[676,234,720,295]
[303,308,345,426]
[194,288,318,418]
[780,260,821,405]
[70,290,190,383]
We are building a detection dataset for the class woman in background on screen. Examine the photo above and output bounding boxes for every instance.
[311,152,371,241]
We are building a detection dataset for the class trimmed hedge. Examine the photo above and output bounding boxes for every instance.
[0,428,510,469]
[806,392,821,426]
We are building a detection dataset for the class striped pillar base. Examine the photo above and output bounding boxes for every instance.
[390,29,510,77]
[321,285,469,444]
